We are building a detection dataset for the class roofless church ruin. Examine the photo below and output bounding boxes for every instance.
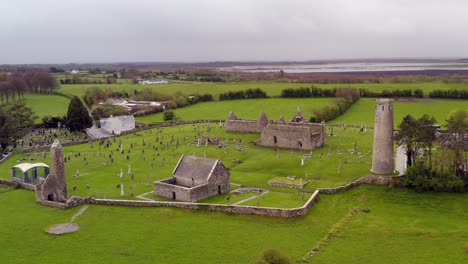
[226,106,326,150]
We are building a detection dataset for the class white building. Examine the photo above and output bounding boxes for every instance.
[99,115,135,135]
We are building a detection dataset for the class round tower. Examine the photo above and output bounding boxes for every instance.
[371,99,394,174]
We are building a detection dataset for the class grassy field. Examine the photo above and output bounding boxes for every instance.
[0,123,374,199]
[136,98,334,124]
[22,93,70,123]
[135,97,467,126]
[331,98,468,126]
[57,82,468,99]
[1,85,466,263]
[0,184,466,263]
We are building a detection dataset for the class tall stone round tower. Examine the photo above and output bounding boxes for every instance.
[371,99,394,174]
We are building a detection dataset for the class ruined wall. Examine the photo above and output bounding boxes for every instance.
[35,141,67,203]
[255,121,326,150]
[226,120,260,133]
[154,179,210,202]
[206,162,230,196]
[371,99,395,174]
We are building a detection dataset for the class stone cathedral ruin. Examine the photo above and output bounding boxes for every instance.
[226,106,326,150]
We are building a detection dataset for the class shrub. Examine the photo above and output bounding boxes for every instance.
[256,249,290,264]
[163,110,175,121]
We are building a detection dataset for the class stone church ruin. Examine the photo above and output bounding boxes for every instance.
[226,106,326,150]
[154,155,230,202]
[35,140,68,203]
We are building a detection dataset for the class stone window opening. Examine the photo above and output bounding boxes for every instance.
[298,141,303,150]
[273,136,278,144]
[172,192,176,200]
[382,105,384,111]
[218,185,221,194]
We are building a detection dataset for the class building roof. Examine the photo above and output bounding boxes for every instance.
[12,162,49,173]
[173,155,221,183]
[100,115,135,134]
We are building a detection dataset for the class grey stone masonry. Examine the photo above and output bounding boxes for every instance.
[371,99,395,174]
[35,140,67,203]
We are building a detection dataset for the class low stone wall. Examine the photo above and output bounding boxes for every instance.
[318,175,402,194]
[268,180,310,189]
[90,190,321,218]
[37,199,69,209]
[0,152,13,164]
[0,178,15,186]
[0,178,36,190]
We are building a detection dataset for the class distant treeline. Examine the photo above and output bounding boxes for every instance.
[428,89,468,99]
[219,88,267,100]
[359,88,423,98]
[281,87,336,97]
[281,86,425,98]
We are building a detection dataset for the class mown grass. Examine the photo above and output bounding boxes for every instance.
[0,184,466,263]
[22,93,70,123]
[331,98,468,126]
[136,98,334,124]
[57,82,468,99]
[311,186,468,264]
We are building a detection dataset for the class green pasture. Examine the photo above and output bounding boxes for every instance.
[57,82,468,99]
[0,184,466,263]
[0,123,374,200]
[332,98,468,126]
[136,98,334,124]
[22,93,70,123]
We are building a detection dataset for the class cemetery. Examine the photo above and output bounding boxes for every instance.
[0,97,466,263]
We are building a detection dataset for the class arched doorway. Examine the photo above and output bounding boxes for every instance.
[298,141,303,150]
[172,192,176,200]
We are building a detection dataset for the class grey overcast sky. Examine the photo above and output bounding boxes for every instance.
[1,0,468,64]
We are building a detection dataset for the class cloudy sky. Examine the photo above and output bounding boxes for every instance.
[2,0,468,64]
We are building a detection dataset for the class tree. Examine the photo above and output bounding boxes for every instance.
[163,110,175,121]
[395,115,436,167]
[0,101,36,151]
[66,96,92,132]
[445,109,468,176]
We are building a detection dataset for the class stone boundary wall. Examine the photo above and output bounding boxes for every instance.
[317,175,402,194]
[0,178,36,191]
[0,152,13,164]
[89,189,321,218]
[268,180,310,190]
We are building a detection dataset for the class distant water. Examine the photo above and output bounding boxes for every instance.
[219,62,468,73]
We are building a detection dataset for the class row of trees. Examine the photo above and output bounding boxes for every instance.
[396,110,467,192]
[309,88,360,122]
[0,70,58,104]
[280,86,425,98]
[359,88,423,98]
[428,89,468,99]
[281,87,336,98]
[219,88,267,100]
